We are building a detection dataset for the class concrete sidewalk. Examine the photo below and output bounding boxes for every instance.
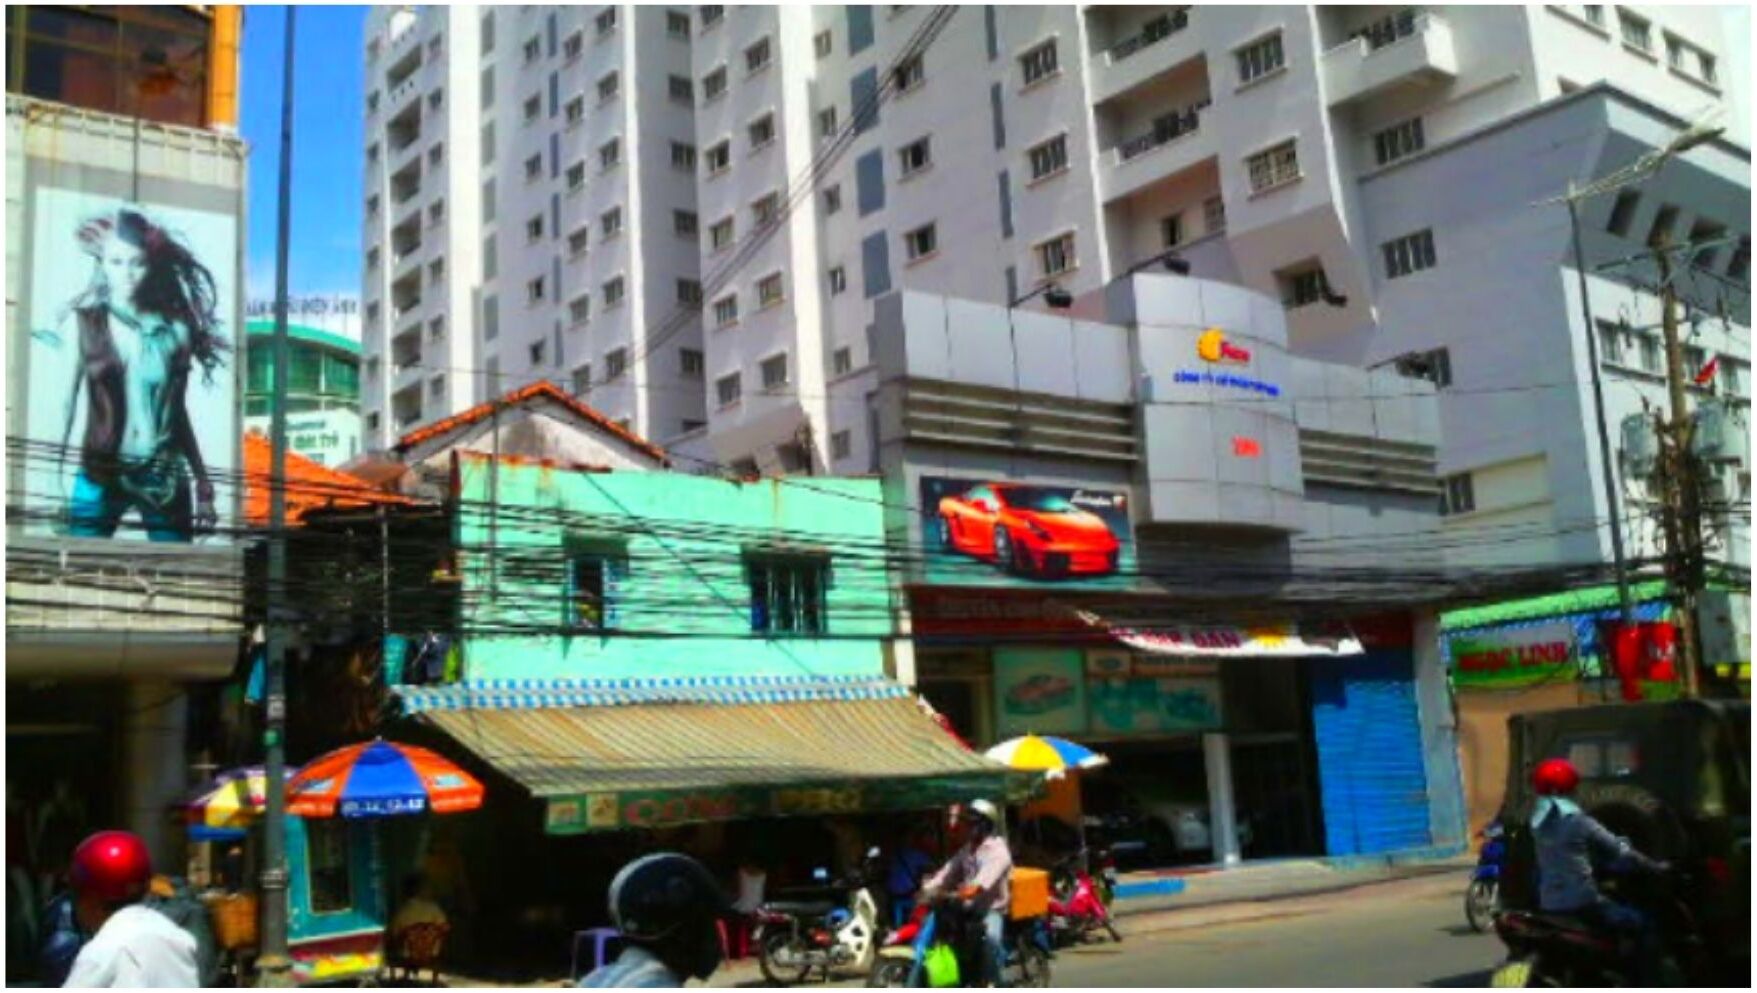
[1108,846,1472,916]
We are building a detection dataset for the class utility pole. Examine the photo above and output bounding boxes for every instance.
[258,8,296,986]
[1653,240,1705,697]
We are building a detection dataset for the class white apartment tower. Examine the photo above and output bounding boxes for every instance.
[362,5,707,445]
[362,4,1748,572]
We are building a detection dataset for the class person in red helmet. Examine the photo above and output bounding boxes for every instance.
[61,831,198,987]
[1529,758,1668,984]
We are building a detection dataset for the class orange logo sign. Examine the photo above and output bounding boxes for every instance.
[1197,329,1251,365]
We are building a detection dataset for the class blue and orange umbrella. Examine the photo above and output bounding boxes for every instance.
[287,739,484,819]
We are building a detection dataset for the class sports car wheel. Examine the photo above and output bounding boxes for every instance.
[937,515,953,549]
[993,528,1015,572]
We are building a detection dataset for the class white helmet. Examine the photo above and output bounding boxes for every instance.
[967,798,1001,826]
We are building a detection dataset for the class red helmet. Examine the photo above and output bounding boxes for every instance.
[1532,758,1580,797]
[70,831,152,904]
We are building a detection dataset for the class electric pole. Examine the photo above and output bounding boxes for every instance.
[1653,238,1705,697]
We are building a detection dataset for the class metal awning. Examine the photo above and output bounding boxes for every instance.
[398,676,1026,834]
[1076,611,1364,658]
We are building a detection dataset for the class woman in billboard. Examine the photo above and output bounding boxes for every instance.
[53,207,226,542]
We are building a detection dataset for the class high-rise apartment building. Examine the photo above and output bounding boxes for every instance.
[362,4,1748,573]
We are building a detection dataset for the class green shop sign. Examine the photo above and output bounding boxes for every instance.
[1450,620,1579,688]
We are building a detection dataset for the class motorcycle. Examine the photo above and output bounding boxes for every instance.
[1490,865,1703,987]
[1466,821,1506,933]
[756,849,883,986]
[867,892,1052,988]
[1047,850,1121,946]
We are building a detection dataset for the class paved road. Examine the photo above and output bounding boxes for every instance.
[1042,875,1502,988]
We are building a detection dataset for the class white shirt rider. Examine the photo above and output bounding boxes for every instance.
[63,903,199,988]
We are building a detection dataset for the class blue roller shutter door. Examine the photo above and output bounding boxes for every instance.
[1309,649,1432,856]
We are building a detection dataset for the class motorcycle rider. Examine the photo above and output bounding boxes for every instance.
[1528,757,1669,984]
[60,831,200,987]
[921,799,1013,987]
[581,852,731,988]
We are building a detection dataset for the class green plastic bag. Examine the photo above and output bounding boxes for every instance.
[924,943,961,988]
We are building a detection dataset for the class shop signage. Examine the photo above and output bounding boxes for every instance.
[908,589,1092,636]
[994,649,1088,738]
[245,408,362,467]
[1089,676,1223,735]
[1086,652,1218,679]
[545,779,1000,834]
[1082,614,1363,657]
[1197,329,1252,365]
[1171,368,1282,397]
[919,477,1135,589]
[1449,620,1579,688]
[1232,436,1262,458]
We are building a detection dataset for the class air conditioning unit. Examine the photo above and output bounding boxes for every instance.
[1693,398,1749,465]
[1622,413,1659,478]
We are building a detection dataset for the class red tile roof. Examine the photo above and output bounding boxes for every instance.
[243,432,412,526]
[393,380,668,464]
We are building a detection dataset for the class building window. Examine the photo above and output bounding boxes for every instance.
[748,557,827,635]
[1372,117,1425,166]
[894,53,925,91]
[568,227,590,256]
[481,10,496,52]
[565,551,622,630]
[710,217,736,251]
[681,348,705,378]
[669,75,693,104]
[523,36,541,64]
[1699,51,1718,85]
[667,10,691,38]
[570,295,592,325]
[1352,8,1418,49]
[527,276,546,304]
[1280,265,1328,308]
[1236,32,1284,84]
[899,137,932,177]
[905,223,938,261]
[306,820,354,914]
[677,278,703,306]
[714,294,740,328]
[481,123,495,166]
[749,113,777,149]
[1027,134,1068,181]
[1440,473,1475,516]
[818,106,839,139]
[1665,34,1687,71]
[706,141,732,175]
[530,339,547,366]
[566,96,585,125]
[573,364,592,395]
[1035,232,1076,278]
[1382,229,1437,278]
[1019,39,1058,85]
[598,71,620,103]
[1619,10,1651,52]
[674,210,699,237]
[1720,358,1748,397]
[671,141,697,171]
[716,371,742,406]
[828,265,848,296]
[564,30,584,61]
[1204,196,1227,235]
[746,37,773,74]
[1596,319,1626,365]
[831,430,852,460]
[605,347,628,381]
[761,352,789,389]
[603,276,626,308]
[758,272,785,308]
[823,185,843,215]
[1728,238,1750,282]
[814,29,834,58]
[596,7,617,36]
[600,138,622,171]
[481,295,498,340]
[1246,141,1300,192]
[833,346,853,375]
[703,66,728,102]
[1583,4,1605,27]
[429,374,446,399]
[524,94,541,122]
[1646,204,1679,247]
[1636,331,1661,373]
[602,206,624,239]
[567,162,586,192]
[735,196,777,236]
[1606,190,1641,237]
[1161,213,1184,248]
[524,154,542,182]
[700,5,724,28]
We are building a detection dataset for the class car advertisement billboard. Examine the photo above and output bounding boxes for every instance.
[919,476,1135,588]
[993,649,1088,738]
[22,189,239,543]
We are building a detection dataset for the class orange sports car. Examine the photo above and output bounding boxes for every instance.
[935,483,1120,577]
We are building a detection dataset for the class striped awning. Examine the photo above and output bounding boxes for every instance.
[398,677,1026,834]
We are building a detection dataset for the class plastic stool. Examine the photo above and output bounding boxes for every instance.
[570,927,624,981]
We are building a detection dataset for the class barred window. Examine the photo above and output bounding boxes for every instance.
[1382,229,1437,279]
[1246,141,1299,192]
[1020,39,1059,85]
[1236,33,1284,83]
[1372,118,1425,166]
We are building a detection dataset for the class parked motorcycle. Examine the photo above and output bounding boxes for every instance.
[867,893,1052,988]
[1490,865,1702,986]
[1047,850,1122,946]
[1465,821,1506,933]
[756,849,883,986]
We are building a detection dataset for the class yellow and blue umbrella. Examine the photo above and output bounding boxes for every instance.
[984,734,1109,774]
[186,767,283,840]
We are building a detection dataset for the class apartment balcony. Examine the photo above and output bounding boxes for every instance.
[391,382,425,432]
[1098,107,1216,204]
[1322,11,1456,107]
[1086,6,1199,106]
[386,103,423,159]
[390,160,423,206]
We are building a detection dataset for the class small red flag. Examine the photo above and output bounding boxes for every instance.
[1695,355,1720,386]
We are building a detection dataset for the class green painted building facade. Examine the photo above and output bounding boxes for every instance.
[243,320,363,466]
[453,455,895,683]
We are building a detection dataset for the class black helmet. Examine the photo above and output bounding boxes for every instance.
[607,851,729,944]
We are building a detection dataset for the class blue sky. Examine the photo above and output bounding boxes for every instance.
[241,5,367,300]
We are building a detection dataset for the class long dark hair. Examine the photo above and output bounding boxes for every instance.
[80,208,229,382]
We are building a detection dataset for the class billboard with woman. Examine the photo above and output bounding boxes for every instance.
[24,189,238,543]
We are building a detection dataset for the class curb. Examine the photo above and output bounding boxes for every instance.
[1110,866,1462,936]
